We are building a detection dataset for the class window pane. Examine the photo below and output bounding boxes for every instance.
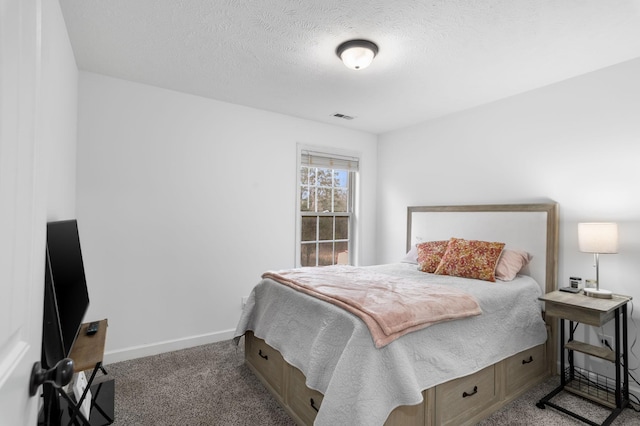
[300,166,309,185]
[317,187,332,212]
[318,216,333,241]
[308,167,317,186]
[335,216,348,240]
[301,216,317,241]
[334,170,348,188]
[335,242,348,264]
[316,168,332,186]
[308,187,317,212]
[318,242,334,266]
[301,243,316,267]
[334,189,348,212]
[300,186,311,212]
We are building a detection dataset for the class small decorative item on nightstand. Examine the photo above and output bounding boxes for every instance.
[578,222,618,299]
[569,276,582,289]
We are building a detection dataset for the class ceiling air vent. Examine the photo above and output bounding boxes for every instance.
[332,113,355,120]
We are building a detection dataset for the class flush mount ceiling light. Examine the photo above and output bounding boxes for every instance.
[336,39,378,70]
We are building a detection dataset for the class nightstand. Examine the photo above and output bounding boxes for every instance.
[536,290,632,426]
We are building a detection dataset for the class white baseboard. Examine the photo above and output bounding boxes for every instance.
[102,329,236,365]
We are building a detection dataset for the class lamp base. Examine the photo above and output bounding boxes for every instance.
[583,288,613,299]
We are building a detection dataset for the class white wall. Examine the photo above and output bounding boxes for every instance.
[42,0,78,220]
[75,72,377,362]
[377,57,640,382]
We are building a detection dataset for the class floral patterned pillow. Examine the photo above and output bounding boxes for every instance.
[434,238,505,282]
[416,240,450,273]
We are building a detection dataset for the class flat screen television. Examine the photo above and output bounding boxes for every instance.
[42,219,90,368]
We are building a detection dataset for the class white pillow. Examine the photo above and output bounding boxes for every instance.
[400,245,419,264]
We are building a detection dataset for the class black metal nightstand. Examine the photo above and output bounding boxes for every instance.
[537,290,632,425]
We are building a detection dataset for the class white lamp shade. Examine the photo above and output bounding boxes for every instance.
[340,46,375,70]
[578,222,619,254]
[336,40,378,70]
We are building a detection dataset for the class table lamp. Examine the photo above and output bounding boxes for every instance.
[578,222,618,299]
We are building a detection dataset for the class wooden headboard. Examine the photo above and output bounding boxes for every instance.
[407,203,560,375]
[407,203,559,296]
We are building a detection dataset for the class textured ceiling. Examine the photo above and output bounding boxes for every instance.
[59,0,640,134]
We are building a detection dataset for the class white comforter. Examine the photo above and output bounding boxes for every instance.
[234,263,547,426]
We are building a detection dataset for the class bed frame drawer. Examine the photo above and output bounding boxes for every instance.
[245,332,285,396]
[505,343,547,395]
[244,333,551,426]
[286,365,324,425]
[435,364,498,426]
[384,391,427,426]
[286,361,426,426]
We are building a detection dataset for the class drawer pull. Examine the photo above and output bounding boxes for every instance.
[310,398,319,412]
[258,349,268,360]
[462,386,478,398]
[522,356,534,365]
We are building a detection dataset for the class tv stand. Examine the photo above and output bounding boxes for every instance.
[47,319,115,426]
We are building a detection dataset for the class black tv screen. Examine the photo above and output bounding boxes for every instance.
[42,252,65,369]
[45,219,90,359]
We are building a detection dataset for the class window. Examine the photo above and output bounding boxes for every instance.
[298,149,358,267]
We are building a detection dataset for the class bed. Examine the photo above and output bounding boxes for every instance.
[234,203,559,425]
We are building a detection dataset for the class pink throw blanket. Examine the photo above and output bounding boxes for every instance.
[262,265,482,348]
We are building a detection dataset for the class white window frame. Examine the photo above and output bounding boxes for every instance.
[295,144,360,267]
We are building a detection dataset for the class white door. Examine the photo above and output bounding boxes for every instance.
[0,0,46,424]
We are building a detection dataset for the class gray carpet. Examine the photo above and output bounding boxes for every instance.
[104,339,640,425]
